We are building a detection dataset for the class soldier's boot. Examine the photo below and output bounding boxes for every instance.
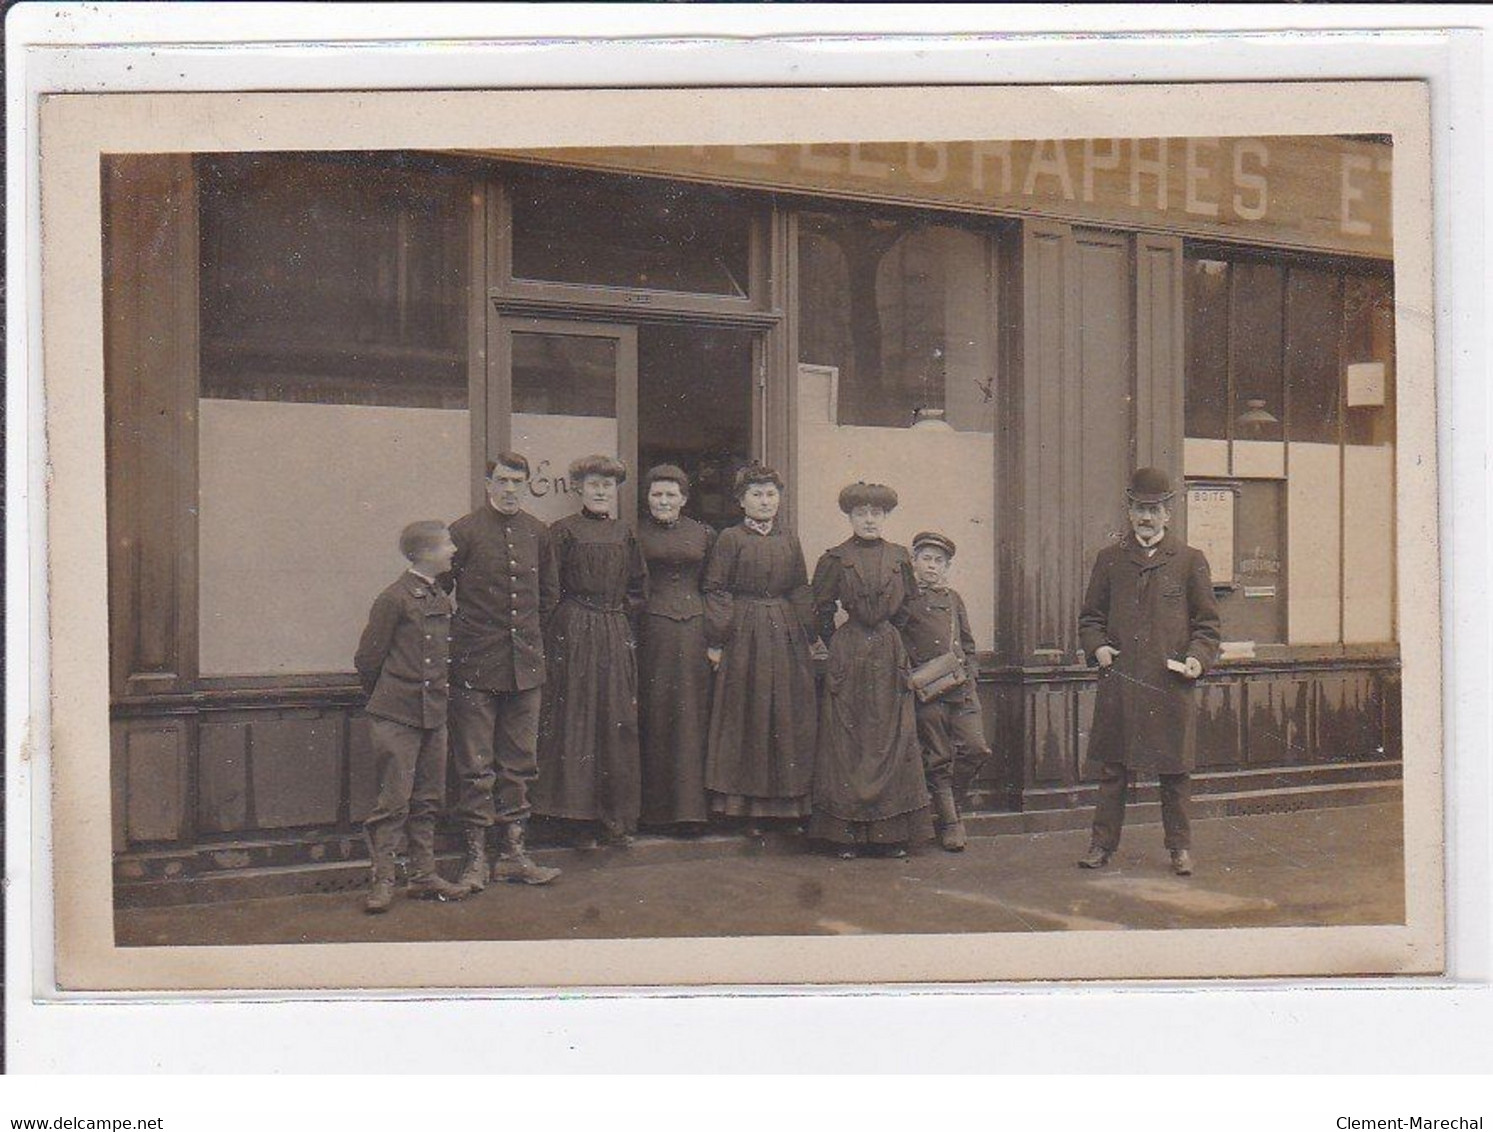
[404,819,467,901]
[406,860,469,902]
[407,873,468,902]
[456,827,489,895]
[932,784,967,852]
[491,822,561,886]
[363,852,397,915]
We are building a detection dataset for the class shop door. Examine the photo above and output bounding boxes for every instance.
[490,317,639,522]
[491,316,762,529]
[635,325,760,530]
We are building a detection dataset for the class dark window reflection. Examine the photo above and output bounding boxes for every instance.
[199,153,469,408]
[798,211,995,431]
[510,167,754,298]
[1285,267,1344,445]
[1185,259,1230,440]
[511,333,617,418]
[1229,261,1285,442]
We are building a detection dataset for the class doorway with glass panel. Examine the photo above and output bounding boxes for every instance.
[486,162,773,530]
[493,317,759,529]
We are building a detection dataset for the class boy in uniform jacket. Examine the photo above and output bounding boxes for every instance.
[353,520,469,913]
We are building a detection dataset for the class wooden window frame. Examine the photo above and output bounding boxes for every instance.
[489,161,775,322]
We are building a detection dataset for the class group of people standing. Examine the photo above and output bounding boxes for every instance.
[353,451,991,913]
[355,449,1220,916]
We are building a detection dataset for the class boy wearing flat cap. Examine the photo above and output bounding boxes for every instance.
[1077,467,1221,877]
[896,531,992,851]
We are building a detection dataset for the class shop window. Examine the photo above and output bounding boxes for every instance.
[1229,261,1286,443]
[1285,267,1344,444]
[798,212,996,432]
[1183,247,1395,648]
[199,154,470,409]
[795,208,998,653]
[1342,274,1396,447]
[196,154,472,677]
[1184,259,1230,441]
[508,166,754,298]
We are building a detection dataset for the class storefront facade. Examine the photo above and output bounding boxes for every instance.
[105,138,1399,895]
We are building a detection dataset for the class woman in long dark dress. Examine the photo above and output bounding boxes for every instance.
[637,464,716,830]
[533,454,648,847]
[702,465,818,828]
[809,482,934,857]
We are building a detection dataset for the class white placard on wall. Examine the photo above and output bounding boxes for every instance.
[1186,484,1236,587]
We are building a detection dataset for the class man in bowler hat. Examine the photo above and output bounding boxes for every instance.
[1077,467,1221,876]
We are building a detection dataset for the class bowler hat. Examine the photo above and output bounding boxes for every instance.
[911,530,957,559]
[1125,467,1175,504]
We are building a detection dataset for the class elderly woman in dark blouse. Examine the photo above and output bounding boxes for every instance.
[809,482,933,857]
[636,464,716,830]
[533,454,648,848]
[702,465,818,830]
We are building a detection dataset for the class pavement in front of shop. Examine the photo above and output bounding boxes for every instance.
[114,801,1404,946]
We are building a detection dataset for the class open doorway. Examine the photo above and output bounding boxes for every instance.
[637,326,757,529]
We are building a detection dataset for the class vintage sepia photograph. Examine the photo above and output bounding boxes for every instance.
[36,82,1441,991]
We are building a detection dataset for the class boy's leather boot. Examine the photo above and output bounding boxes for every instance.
[932,784,967,852]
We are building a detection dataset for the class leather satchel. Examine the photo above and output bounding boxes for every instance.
[908,601,970,703]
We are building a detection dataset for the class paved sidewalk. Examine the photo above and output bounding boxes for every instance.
[115,802,1404,946]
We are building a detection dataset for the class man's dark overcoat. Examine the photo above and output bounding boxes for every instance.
[1078,530,1222,774]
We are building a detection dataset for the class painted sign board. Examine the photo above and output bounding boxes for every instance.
[484,136,1393,259]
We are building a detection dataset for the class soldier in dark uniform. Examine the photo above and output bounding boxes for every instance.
[896,530,993,852]
[353,521,470,913]
[1077,467,1221,877]
[446,453,561,891]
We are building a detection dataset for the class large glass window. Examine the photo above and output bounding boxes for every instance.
[1184,258,1230,441]
[798,212,996,432]
[200,154,469,408]
[196,154,472,677]
[795,207,998,652]
[1183,247,1395,649]
[508,165,755,298]
[1229,262,1286,444]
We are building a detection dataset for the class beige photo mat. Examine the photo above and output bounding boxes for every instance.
[38,81,1441,993]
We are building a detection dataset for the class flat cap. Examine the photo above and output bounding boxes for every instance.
[911,530,957,558]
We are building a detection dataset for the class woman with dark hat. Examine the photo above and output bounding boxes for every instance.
[702,464,818,830]
[809,482,934,858]
[636,464,716,830]
[533,454,648,847]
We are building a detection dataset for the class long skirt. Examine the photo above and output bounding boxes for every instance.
[638,612,711,825]
[705,596,818,818]
[533,601,641,831]
[809,621,933,846]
